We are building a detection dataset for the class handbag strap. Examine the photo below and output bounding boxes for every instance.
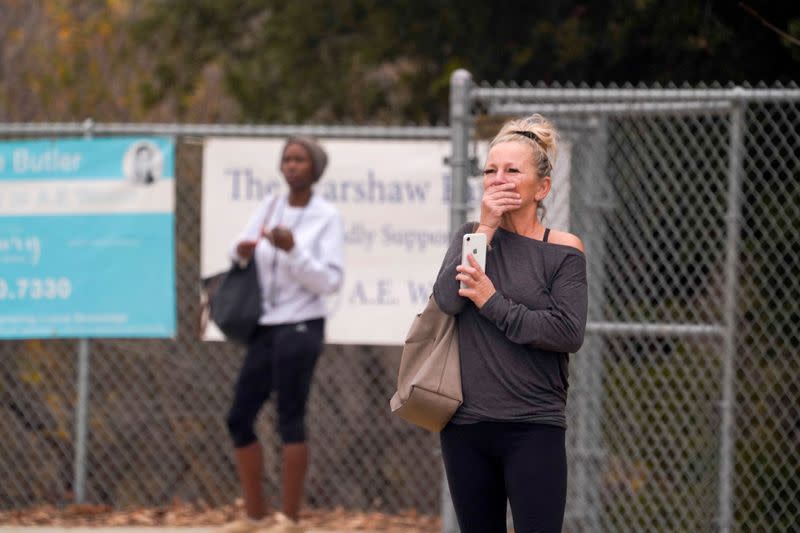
[234,195,279,269]
[260,194,281,235]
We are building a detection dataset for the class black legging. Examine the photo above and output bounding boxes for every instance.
[226,318,324,446]
[440,421,567,533]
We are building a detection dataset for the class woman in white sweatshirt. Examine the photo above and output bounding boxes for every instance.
[220,137,344,533]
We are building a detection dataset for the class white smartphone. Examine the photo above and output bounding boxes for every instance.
[461,232,488,289]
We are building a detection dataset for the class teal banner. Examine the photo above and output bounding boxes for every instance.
[0,137,176,338]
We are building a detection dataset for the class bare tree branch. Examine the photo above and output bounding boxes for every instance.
[740,2,800,47]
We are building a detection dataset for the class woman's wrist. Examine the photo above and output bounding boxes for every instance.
[476,222,497,249]
[475,288,496,309]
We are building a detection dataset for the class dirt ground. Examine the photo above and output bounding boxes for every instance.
[0,501,440,532]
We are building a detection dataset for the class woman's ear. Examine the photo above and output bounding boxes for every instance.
[535,176,552,202]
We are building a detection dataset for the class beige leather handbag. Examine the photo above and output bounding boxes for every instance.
[389,295,462,432]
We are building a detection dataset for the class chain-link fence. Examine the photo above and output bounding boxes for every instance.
[2,79,799,532]
[0,125,447,515]
[450,76,799,532]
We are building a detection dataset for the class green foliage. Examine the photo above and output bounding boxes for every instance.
[1,1,797,122]
[131,0,800,123]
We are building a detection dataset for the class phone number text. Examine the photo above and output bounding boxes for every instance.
[0,277,72,300]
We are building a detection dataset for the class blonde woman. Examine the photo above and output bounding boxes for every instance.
[433,115,588,532]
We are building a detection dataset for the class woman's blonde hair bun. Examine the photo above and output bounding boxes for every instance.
[490,113,559,177]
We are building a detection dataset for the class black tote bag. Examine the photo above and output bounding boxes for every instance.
[209,260,263,344]
[209,196,279,344]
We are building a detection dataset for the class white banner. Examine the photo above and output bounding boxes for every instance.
[201,137,570,345]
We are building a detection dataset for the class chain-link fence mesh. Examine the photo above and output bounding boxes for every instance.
[1,84,798,532]
[564,111,732,532]
[0,138,440,514]
[467,85,798,532]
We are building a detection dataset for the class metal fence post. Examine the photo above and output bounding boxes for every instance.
[73,118,95,504]
[718,90,745,533]
[441,68,473,533]
[73,338,90,503]
[568,118,610,531]
[449,68,472,235]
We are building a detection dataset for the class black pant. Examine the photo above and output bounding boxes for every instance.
[440,421,567,533]
[226,319,324,446]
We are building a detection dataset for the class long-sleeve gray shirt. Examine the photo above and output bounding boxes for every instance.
[433,222,588,427]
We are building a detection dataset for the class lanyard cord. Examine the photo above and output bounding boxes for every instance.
[267,195,310,307]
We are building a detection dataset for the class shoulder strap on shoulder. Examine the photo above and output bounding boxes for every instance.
[262,194,281,228]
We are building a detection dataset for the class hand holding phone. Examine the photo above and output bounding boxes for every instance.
[461,233,487,289]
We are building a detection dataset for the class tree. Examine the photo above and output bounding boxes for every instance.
[3,1,797,123]
[0,0,240,122]
[132,0,800,124]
